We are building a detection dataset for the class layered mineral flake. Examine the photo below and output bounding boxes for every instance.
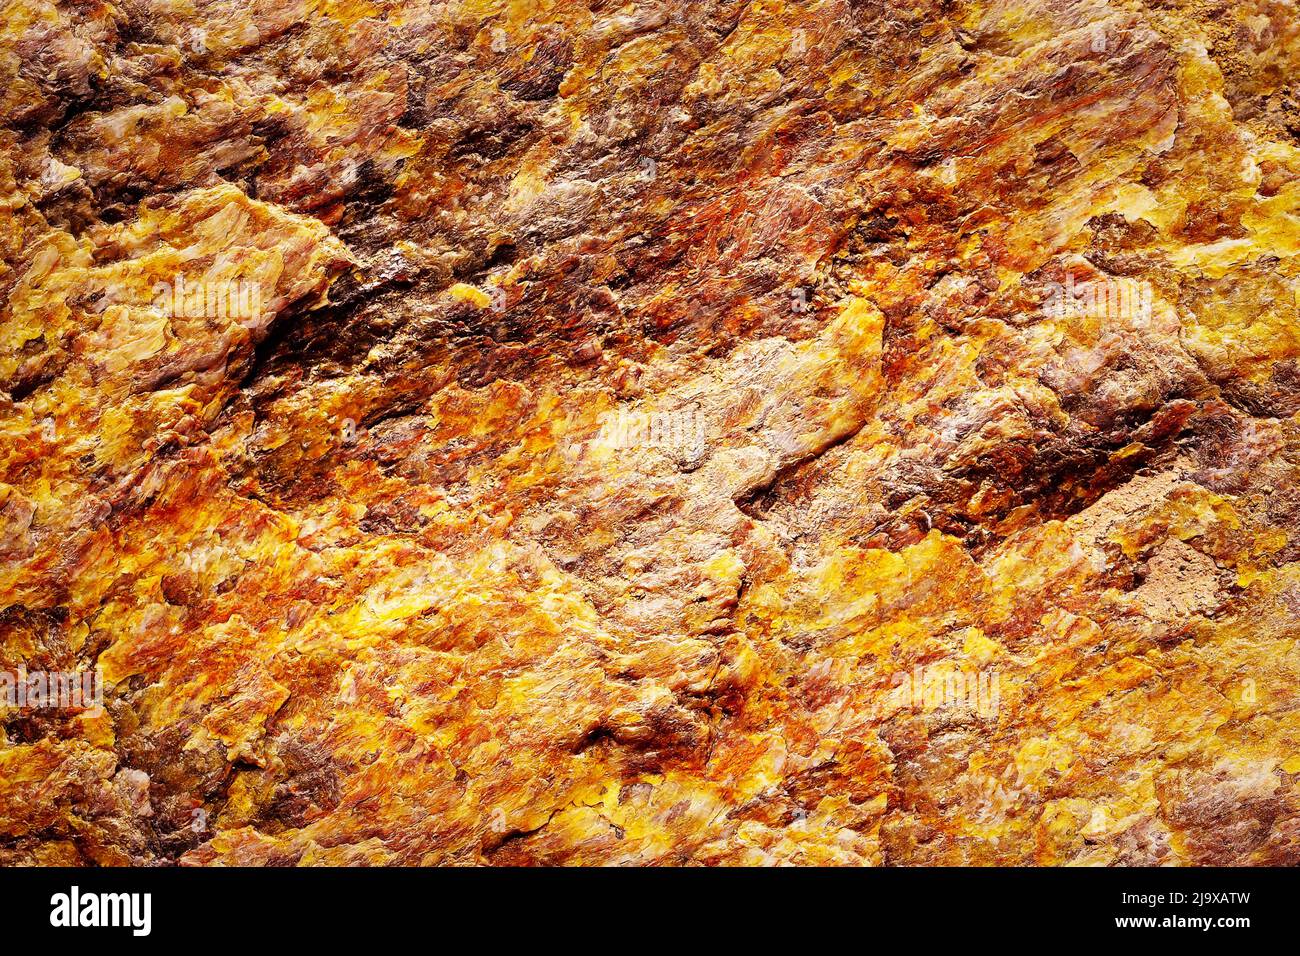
[2,0,1300,867]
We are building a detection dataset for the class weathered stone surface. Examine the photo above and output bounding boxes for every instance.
[1,0,1299,865]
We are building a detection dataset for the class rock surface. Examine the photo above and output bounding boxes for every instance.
[1,0,1300,865]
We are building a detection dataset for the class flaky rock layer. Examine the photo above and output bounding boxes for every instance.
[2,0,1300,865]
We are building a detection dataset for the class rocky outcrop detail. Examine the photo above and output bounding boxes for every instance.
[2,0,1300,865]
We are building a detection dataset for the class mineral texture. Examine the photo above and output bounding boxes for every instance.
[2,0,1300,866]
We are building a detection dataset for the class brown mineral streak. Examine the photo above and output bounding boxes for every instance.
[0,0,1297,867]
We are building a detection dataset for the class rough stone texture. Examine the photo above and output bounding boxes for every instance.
[1,0,1299,866]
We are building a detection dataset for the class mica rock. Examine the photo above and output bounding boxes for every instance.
[2,0,1300,866]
